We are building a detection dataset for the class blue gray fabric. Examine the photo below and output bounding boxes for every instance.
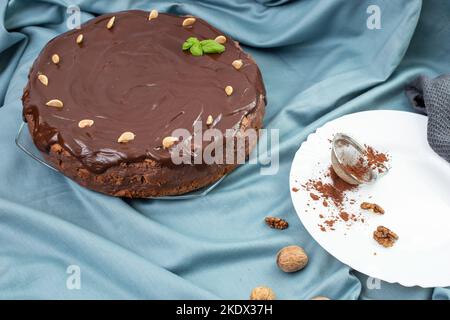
[0,0,448,299]
[406,75,450,163]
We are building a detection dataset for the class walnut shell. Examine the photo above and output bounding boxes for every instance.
[311,296,330,300]
[276,245,308,273]
[249,286,276,300]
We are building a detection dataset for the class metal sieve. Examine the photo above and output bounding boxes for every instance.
[331,133,378,185]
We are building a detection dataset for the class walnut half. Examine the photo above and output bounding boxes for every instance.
[373,225,398,248]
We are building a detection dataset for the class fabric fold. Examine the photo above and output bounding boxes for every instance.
[1,0,448,300]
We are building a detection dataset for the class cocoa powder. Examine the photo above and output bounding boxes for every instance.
[299,142,390,232]
[366,145,388,172]
[343,157,370,181]
[339,211,349,222]
[310,193,320,201]
[306,166,356,208]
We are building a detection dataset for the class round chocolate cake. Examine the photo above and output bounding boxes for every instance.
[22,10,266,197]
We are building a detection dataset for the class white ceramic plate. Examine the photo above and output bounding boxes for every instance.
[289,110,450,288]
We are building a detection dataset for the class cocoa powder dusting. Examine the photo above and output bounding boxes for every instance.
[366,145,389,172]
[324,219,336,227]
[339,211,349,222]
[307,166,356,208]
[328,165,357,193]
[300,141,390,232]
[310,193,320,201]
[344,157,370,181]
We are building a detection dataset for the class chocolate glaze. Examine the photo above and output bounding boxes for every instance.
[22,10,265,173]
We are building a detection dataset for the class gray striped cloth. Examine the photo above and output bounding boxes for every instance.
[405,75,450,162]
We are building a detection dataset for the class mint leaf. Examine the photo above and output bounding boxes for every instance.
[186,37,198,43]
[182,37,225,56]
[182,41,193,50]
[190,42,203,56]
[182,37,199,50]
[199,39,216,46]
[200,40,225,54]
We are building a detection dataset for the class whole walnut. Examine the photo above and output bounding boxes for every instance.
[276,245,308,272]
[249,286,276,300]
[311,296,330,300]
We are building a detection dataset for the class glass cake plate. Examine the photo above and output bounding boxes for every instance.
[15,122,225,200]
